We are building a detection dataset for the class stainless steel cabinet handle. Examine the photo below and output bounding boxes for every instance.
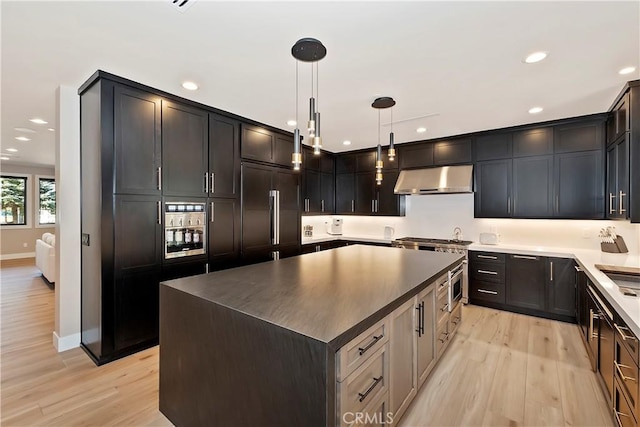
[609,193,616,215]
[210,202,214,223]
[371,200,375,213]
[375,200,379,213]
[210,173,215,194]
[321,199,324,212]
[615,410,630,427]
[575,265,582,272]
[269,190,280,245]
[157,167,162,191]
[204,172,209,193]
[513,255,537,260]
[507,196,511,214]
[619,191,626,214]
[358,376,383,403]
[440,303,449,312]
[157,201,161,224]
[614,323,637,342]
[477,255,498,260]
[478,289,498,295]
[614,361,637,383]
[478,269,498,275]
[351,200,355,213]
[550,261,554,281]
[358,334,383,356]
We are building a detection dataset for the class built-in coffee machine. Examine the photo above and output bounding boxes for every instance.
[164,202,206,259]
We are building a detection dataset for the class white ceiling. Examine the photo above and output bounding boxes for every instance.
[1,1,639,167]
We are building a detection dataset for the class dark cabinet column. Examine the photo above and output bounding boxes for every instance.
[274,168,301,248]
[546,257,576,318]
[303,170,321,213]
[506,254,546,311]
[335,173,355,214]
[208,198,240,270]
[606,134,629,219]
[398,143,434,169]
[554,150,604,219]
[162,100,208,197]
[474,160,512,218]
[320,172,335,214]
[241,163,273,252]
[376,170,404,216]
[513,155,553,217]
[113,85,161,195]
[209,114,240,198]
[355,172,375,214]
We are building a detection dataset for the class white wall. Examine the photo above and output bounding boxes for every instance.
[302,194,640,254]
[53,86,81,352]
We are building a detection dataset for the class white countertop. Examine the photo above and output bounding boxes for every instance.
[302,233,393,245]
[469,242,640,337]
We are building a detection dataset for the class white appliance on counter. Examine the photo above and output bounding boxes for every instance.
[326,218,343,235]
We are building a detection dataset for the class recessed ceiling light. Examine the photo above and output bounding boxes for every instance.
[529,107,544,114]
[0,156,10,161]
[343,140,352,145]
[6,148,18,152]
[619,66,636,75]
[182,81,198,90]
[14,127,36,133]
[287,120,297,126]
[524,51,548,64]
[416,127,427,133]
[29,118,48,125]
[15,136,31,141]
[47,128,55,132]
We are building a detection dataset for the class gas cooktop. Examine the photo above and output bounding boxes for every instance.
[394,237,474,246]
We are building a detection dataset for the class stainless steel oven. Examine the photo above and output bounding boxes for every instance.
[164,202,206,259]
[448,261,464,312]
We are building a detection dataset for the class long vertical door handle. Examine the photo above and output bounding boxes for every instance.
[204,172,209,193]
[321,199,324,212]
[550,261,554,281]
[269,190,277,245]
[507,196,511,214]
[157,201,161,225]
[420,301,425,335]
[274,190,280,245]
[371,200,375,213]
[210,173,215,194]
[351,200,355,213]
[415,305,422,337]
[619,191,626,214]
[210,202,215,223]
[609,193,616,215]
[157,167,162,191]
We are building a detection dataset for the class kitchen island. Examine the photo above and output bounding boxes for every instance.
[159,245,462,427]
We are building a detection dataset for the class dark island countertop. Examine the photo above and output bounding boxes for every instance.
[162,245,463,349]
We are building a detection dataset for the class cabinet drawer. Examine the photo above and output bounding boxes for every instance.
[471,251,505,264]
[616,333,639,413]
[436,318,450,358]
[337,345,388,418]
[436,289,449,323]
[337,318,389,381]
[470,280,505,304]
[449,303,462,336]
[614,378,638,427]
[471,262,505,283]
[615,321,639,368]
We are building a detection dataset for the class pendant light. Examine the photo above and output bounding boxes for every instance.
[291,61,302,170]
[388,106,396,161]
[372,97,396,185]
[291,37,326,163]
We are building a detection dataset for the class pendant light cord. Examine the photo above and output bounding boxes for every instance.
[378,109,381,146]
[295,61,299,124]
[316,61,319,110]
[391,107,393,133]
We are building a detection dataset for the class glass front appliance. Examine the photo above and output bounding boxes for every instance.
[165,202,206,259]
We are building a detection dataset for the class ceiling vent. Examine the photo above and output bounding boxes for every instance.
[168,0,197,13]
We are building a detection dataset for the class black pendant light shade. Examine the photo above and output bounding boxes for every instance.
[371,97,396,109]
[292,38,327,62]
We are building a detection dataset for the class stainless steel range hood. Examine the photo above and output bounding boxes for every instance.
[394,165,474,195]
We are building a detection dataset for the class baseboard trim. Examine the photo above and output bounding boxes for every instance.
[0,252,35,260]
[53,331,80,352]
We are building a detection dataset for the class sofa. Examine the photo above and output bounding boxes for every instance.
[35,233,56,284]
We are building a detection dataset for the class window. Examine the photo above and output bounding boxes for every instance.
[0,175,27,226]
[38,177,56,225]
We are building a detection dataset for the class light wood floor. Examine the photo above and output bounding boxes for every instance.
[1,262,612,426]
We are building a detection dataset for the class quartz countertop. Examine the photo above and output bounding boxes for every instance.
[302,233,392,245]
[162,245,462,348]
[469,242,640,337]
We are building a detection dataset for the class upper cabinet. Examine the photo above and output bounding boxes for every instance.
[513,127,553,157]
[398,143,433,169]
[433,137,472,165]
[208,114,240,198]
[554,121,603,153]
[240,124,294,167]
[475,133,512,161]
[607,93,630,145]
[302,147,335,215]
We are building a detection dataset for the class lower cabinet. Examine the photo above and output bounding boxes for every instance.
[505,254,546,311]
[416,284,437,388]
[389,299,418,421]
[207,198,240,271]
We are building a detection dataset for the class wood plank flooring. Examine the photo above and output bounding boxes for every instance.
[1,262,612,426]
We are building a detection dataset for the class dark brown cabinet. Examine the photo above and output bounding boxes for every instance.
[546,257,576,317]
[474,159,512,218]
[469,252,506,305]
[302,148,334,214]
[398,143,434,169]
[355,172,376,214]
[241,124,293,167]
[335,173,355,214]
[377,170,404,215]
[113,86,161,195]
[607,134,630,219]
[433,138,472,165]
[506,254,546,311]
[162,100,209,197]
[512,155,554,218]
[475,133,512,161]
[208,198,240,270]
[607,93,630,145]
[209,114,240,198]
[554,120,604,153]
[513,127,553,157]
[554,150,604,219]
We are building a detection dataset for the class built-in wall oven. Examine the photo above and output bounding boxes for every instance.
[448,261,464,312]
[164,202,206,259]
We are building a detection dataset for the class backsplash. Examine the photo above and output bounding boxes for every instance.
[301,194,640,254]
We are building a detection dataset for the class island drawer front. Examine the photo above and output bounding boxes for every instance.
[341,386,389,427]
[337,345,389,419]
[614,378,637,427]
[615,319,639,368]
[449,303,462,336]
[436,318,450,358]
[615,332,638,415]
[436,289,449,323]
[337,317,389,382]
[470,281,505,304]
[471,251,506,264]
[471,262,505,284]
[435,273,449,297]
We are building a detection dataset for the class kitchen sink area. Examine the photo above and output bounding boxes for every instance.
[596,264,640,297]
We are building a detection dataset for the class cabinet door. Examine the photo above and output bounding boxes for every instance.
[355,172,376,214]
[209,114,240,198]
[433,138,472,165]
[607,144,619,218]
[554,120,604,153]
[474,160,512,218]
[113,85,161,195]
[162,100,208,196]
[547,258,576,317]
[475,133,512,161]
[274,168,301,248]
[303,146,321,171]
[208,198,240,268]
[320,172,335,214]
[241,124,273,163]
[398,143,434,169]
[113,195,162,351]
[303,170,321,213]
[335,173,355,214]
[376,170,404,216]
[336,153,356,174]
[506,254,546,311]
[356,151,376,172]
[241,163,273,251]
[389,297,418,420]
[616,135,630,218]
[417,286,435,387]
[513,155,553,217]
[513,127,553,157]
[554,150,604,219]
[273,134,294,167]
